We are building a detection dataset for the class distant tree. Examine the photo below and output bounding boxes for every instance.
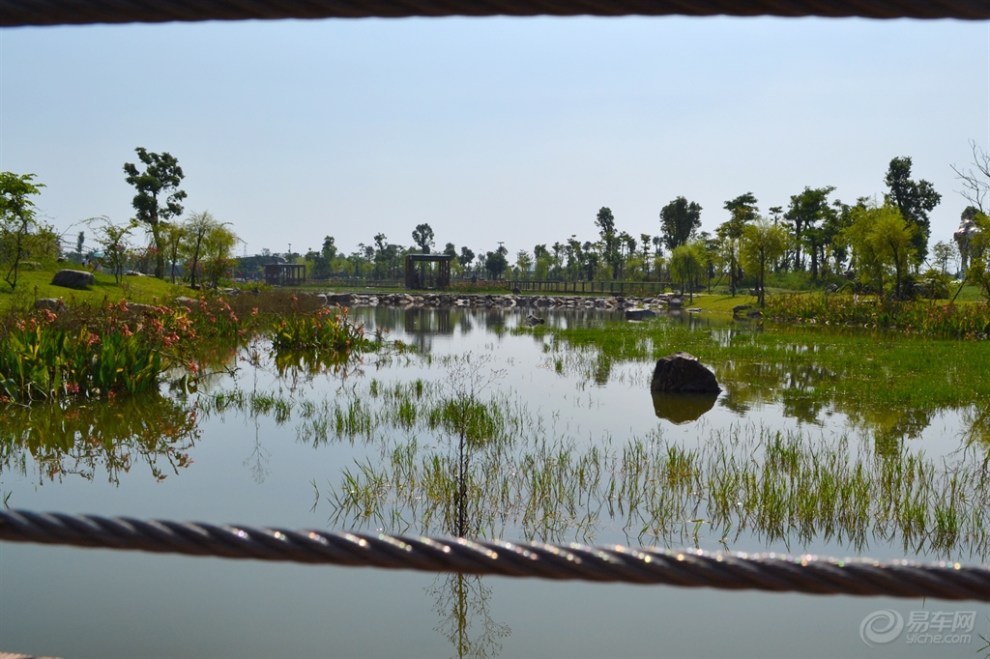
[201,221,238,287]
[87,216,136,284]
[443,242,457,259]
[162,222,187,282]
[843,203,916,299]
[931,240,958,275]
[784,186,836,280]
[412,223,434,254]
[717,193,759,296]
[123,148,187,278]
[595,207,621,279]
[515,250,533,279]
[659,196,702,251]
[321,236,338,261]
[740,219,789,307]
[950,139,990,213]
[884,156,940,262]
[183,212,232,288]
[484,247,508,279]
[76,231,85,260]
[0,171,45,290]
[669,242,705,303]
[458,246,475,272]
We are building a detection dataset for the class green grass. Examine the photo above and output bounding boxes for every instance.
[0,267,187,311]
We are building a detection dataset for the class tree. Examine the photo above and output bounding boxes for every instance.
[931,240,958,275]
[843,203,916,299]
[740,219,789,307]
[458,247,475,273]
[884,156,940,262]
[484,246,508,279]
[183,211,233,288]
[201,221,238,287]
[659,196,702,251]
[412,223,434,254]
[961,211,990,300]
[595,207,621,279]
[784,186,836,279]
[123,148,187,278]
[717,193,759,296]
[669,242,705,303]
[87,216,137,284]
[0,172,45,290]
[162,222,187,282]
[951,140,990,213]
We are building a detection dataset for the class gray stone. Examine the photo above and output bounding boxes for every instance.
[35,297,66,312]
[625,308,657,321]
[650,352,720,394]
[51,269,95,290]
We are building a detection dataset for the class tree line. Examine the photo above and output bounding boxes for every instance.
[1,145,988,301]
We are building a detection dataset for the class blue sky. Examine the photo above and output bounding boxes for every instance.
[1,17,988,260]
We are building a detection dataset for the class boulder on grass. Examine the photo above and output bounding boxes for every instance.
[51,269,95,290]
[650,352,720,394]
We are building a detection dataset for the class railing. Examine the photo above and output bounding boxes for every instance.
[1,510,987,601]
[511,279,672,296]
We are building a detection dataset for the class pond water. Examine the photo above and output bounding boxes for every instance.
[2,306,988,658]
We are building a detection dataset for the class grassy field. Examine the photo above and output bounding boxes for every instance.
[0,266,187,312]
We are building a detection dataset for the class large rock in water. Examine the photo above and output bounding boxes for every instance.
[650,352,720,394]
[51,269,95,290]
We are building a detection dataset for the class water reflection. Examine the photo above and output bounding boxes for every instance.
[0,393,199,485]
[651,392,718,424]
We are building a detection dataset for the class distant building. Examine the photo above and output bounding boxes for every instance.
[264,263,306,286]
[405,254,452,289]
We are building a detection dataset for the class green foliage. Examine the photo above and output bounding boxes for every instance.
[842,203,916,299]
[0,171,46,291]
[659,196,702,251]
[123,148,186,278]
[884,156,941,260]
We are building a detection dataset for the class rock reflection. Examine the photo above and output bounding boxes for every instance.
[651,392,718,424]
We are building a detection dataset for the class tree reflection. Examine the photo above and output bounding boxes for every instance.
[0,393,200,486]
[427,356,511,659]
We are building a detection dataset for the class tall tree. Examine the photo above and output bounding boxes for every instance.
[784,185,836,280]
[659,196,702,251]
[718,193,759,296]
[458,246,475,272]
[595,207,621,279]
[123,148,187,278]
[0,171,44,290]
[884,156,940,262]
[412,223,434,254]
[740,219,789,307]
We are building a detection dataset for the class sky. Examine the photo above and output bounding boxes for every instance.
[1,16,988,261]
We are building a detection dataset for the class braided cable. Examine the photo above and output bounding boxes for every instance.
[2,510,987,601]
[0,0,988,25]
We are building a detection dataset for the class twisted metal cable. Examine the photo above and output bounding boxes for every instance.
[2,510,988,601]
[0,0,988,25]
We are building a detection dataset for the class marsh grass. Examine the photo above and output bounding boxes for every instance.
[239,353,988,560]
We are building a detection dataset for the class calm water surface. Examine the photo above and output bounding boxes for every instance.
[2,307,987,658]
